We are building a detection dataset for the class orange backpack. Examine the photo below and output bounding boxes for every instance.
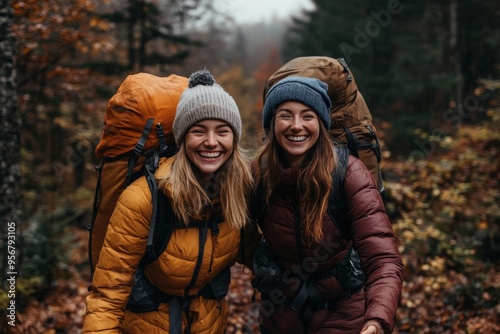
[89,73,188,273]
[264,56,384,193]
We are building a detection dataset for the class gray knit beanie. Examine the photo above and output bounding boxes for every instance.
[173,69,242,144]
[263,76,331,133]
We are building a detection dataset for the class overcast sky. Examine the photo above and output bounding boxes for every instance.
[217,0,314,24]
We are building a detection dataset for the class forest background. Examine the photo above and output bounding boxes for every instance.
[0,0,499,333]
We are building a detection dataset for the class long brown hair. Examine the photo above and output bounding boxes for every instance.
[159,139,253,230]
[255,118,336,242]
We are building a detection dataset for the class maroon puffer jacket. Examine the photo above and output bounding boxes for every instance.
[259,155,404,334]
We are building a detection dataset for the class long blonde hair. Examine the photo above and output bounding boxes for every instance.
[159,139,253,230]
[255,119,336,242]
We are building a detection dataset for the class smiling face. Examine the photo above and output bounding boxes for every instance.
[274,101,320,167]
[184,119,235,182]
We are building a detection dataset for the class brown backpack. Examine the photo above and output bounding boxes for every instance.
[264,56,384,193]
[89,73,188,273]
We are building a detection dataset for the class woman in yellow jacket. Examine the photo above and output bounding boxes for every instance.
[83,69,258,333]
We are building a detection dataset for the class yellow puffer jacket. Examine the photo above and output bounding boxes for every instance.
[83,157,242,334]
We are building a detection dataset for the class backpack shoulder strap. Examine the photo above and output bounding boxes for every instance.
[327,146,350,240]
[126,118,155,186]
[337,57,353,82]
[140,189,175,266]
[139,153,178,266]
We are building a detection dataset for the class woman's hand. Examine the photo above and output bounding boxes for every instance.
[360,320,384,334]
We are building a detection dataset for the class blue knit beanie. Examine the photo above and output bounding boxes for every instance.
[263,76,331,133]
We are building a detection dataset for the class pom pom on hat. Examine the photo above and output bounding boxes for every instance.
[262,76,331,133]
[173,69,242,144]
[188,69,215,88]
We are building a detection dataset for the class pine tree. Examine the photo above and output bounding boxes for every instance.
[98,0,210,72]
[283,0,398,110]
[283,0,499,134]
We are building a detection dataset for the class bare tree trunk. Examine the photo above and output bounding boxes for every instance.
[0,0,21,285]
[127,0,137,70]
[449,0,463,110]
[139,6,146,71]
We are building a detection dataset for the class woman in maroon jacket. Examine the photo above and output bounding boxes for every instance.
[252,76,404,334]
